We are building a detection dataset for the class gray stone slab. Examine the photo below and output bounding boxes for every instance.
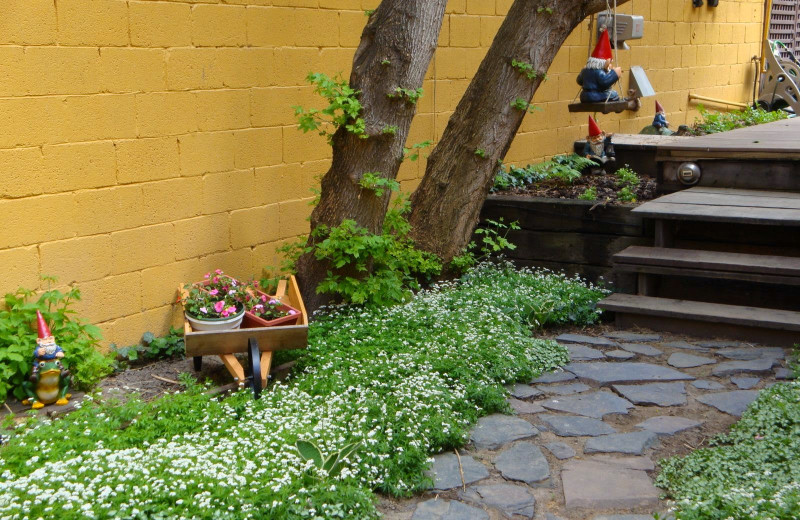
[717,347,785,361]
[584,455,655,471]
[561,460,660,509]
[584,431,659,455]
[531,371,576,384]
[635,416,702,435]
[696,390,759,417]
[565,362,695,384]
[731,376,760,390]
[460,484,536,519]
[546,514,567,520]
[566,344,606,361]
[667,352,716,368]
[659,340,709,352]
[606,349,636,360]
[696,340,746,348]
[556,334,619,347]
[544,441,576,460]
[712,358,776,377]
[538,414,617,437]
[691,380,725,390]
[604,332,662,342]
[620,343,663,357]
[427,453,489,491]
[494,442,550,484]
[541,390,634,419]
[538,382,591,395]
[470,414,538,450]
[508,398,546,415]
[507,383,543,399]
[412,499,489,520]
[612,382,687,406]
[775,367,795,380]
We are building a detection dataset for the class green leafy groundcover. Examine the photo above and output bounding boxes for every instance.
[0,263,606,520]
[657,381,800,520]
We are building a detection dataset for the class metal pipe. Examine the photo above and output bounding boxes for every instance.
[761,0,774,72]
[688,93,748,109]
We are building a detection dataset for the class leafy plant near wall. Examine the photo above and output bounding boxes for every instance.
[690,105,789,135]
[293,72,367,142]
[492,154,597,191]
[112,327,185,368]
[578,186,598,201]
[0,277,113,402]
[451,218,520,273]
[615,165,640,203]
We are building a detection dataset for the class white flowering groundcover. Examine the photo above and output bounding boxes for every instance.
[657,380,800,520]
[0,264,607,520]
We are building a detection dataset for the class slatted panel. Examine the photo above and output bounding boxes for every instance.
[615,246,800,275]
[185,325,308,357]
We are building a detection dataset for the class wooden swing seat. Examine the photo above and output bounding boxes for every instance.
[568,99,636,114]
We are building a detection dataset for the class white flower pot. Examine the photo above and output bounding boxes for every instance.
[185,309,244,331]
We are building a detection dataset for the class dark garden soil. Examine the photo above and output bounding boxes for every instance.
[504,173,658,205]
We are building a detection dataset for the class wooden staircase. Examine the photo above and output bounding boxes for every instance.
[598,187,800,346]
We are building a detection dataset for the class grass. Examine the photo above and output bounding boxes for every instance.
[656,381,800,520]
[0,262,607,520]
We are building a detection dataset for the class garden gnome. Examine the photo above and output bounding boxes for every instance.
[577,28,623,103]
[583,116,616,172]
[21,311,71,409]
[641,100,675,136]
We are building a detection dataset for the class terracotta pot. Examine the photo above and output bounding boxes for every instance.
[185,308,245,331]
[244,291,302,328]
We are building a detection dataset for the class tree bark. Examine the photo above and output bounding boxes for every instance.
[295,0,448,312]
[409,0,630,263]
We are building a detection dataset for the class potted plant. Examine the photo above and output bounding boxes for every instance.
[182,271,247,331]
[242,290,302,328]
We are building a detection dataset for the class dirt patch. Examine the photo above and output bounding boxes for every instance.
[504,173,657,204]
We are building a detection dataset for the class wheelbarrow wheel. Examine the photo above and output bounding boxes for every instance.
[247,338,262,400]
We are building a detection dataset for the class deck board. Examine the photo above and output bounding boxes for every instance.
[656,118,800,157]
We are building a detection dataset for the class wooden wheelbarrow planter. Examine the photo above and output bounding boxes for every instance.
[182,276,309,399]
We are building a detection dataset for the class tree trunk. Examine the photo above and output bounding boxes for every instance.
[409,0,629,263]
[295,0,447,312]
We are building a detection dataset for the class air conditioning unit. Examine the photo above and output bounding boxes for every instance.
[597,12,645,50]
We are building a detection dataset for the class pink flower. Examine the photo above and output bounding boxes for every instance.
[214,301,225,313]
[209,289,219,296]
[200,307,208,314]
[261,295,267,303]
[225,306,236,315]
[204,272,210,279]
[221,309,229,317]
[288,310,298,315]
[269,299,278,305]
[254,304,264,312]
[215,269,223,275]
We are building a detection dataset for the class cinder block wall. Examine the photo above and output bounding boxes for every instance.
[0,0,765,347]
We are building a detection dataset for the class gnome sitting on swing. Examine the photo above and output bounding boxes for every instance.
[577,28,623,103]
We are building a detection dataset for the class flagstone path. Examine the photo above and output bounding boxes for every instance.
[378,329,794,520]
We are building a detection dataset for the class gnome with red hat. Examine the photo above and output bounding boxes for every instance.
[577,29,623,103]
[33,310,64,366]
[583,116,616,172]
[641,100,678,136]
[22,311,71,409]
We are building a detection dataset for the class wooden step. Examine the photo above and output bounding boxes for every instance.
[598,293,800,346]
[614,246,800,285]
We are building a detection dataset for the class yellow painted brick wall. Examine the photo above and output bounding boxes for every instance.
[0,0,765,348]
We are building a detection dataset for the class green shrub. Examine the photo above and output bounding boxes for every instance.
[0,263,606,519]
[578,186,598,201]
[0,278,113,402]
[492,154,596,191]
[692,105,789,135]
[615,165,640,203]
[112,327,185,366]
[657,382,800,520]
[450,218,520,273]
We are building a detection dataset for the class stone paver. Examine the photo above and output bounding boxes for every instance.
[620,343,663,356]
[612,382,687,407]
[659,341,709,352]
[470,414,538,450]
[556,334,619,347]
[532,371,577,384]
[717,347,784,360]
[604,332,662,342]
[541,391,634,418]
[539,414,617,437]
[696,390,759,417]
[538,382,591,395]
[775,367,795,380]
[412,499,489,520]
[606,349,636,360]
[565,362,694,384]
[508,383,543,399]
[494,442,550,484]
[696,340,745,348]
[460,484,536,519]
[636,416,702,435]
[588,455,655,471]
[561,460,661,509]
[544,441,576,460]
[692,380,724,390]
[508,398,546,415]
[712,358,776,377]
[427,453,489,491]
[667,352,716,368]
[584,431,659,455]
[566,344,606,361]
[731,376,760,389]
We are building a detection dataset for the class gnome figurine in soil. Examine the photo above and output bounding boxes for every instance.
[21,311,71,409]
[577,28,623,103]
[583,116,616,173]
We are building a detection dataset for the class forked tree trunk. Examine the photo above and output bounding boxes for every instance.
[409,0,629,263]
[295,0,448,311]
